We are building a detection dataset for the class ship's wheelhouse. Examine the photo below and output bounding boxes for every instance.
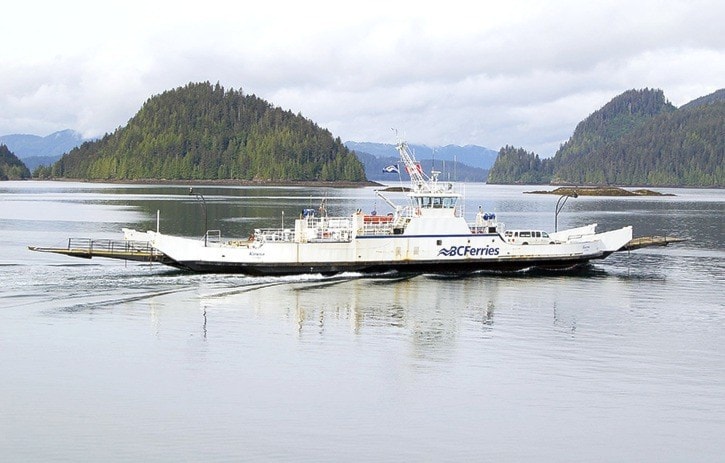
[414,194,458,209]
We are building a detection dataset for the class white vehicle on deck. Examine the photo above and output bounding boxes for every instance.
[504,230,558,245]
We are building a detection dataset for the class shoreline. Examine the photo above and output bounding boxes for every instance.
[524,186,675,196]
[28,177,383,188]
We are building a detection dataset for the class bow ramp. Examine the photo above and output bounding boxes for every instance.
[28,237,172,264]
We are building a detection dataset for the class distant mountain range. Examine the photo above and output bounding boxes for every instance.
[353,150,490,182]
[345,141,497,182]
[346,141,498,169]
[0,129,88,170]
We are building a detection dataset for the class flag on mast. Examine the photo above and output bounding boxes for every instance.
[382,164,399,173]
[405,163,423,174]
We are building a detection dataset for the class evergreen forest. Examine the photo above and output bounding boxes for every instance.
[487,88,724,187]
[47,82,366,182]
[0,145,31,180]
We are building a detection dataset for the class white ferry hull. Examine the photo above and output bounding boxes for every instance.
[131,225,632,276]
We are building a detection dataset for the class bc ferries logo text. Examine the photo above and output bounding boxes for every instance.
[438,245,500,257]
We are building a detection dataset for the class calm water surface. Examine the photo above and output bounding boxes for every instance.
[1,181,723,462]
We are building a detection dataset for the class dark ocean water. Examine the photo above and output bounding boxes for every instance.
[1,181,723,462]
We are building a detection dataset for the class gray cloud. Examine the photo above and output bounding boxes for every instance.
[2,0,723,156]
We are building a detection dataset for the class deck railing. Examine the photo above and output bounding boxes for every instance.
[66,238,164,259]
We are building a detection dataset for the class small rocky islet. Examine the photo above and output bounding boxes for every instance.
[525,186,674,196]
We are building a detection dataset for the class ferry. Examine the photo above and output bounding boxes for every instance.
[109,141,636,275]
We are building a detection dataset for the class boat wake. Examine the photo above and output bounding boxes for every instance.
[58,287,197,313]
[422,262,601,279]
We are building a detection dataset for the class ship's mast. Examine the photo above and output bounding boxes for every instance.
[395,141,430,192]
[395,140,452,195]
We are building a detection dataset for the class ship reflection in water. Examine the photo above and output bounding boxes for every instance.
[146,268,636,364]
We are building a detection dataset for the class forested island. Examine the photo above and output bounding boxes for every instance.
[488,88,724,187]
[41,82,367,183]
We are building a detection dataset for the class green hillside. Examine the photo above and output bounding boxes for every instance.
[487,146,552,184]
[487,88,724,187]
[553,88,676,169]
[556,97,724,186]
[0,144,31,180]
[49,82,366,182]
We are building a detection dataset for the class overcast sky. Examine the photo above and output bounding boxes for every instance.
[2,0,723,156]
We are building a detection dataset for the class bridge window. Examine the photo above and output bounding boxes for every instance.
[416,196,457,209]
[416,197,432,208]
